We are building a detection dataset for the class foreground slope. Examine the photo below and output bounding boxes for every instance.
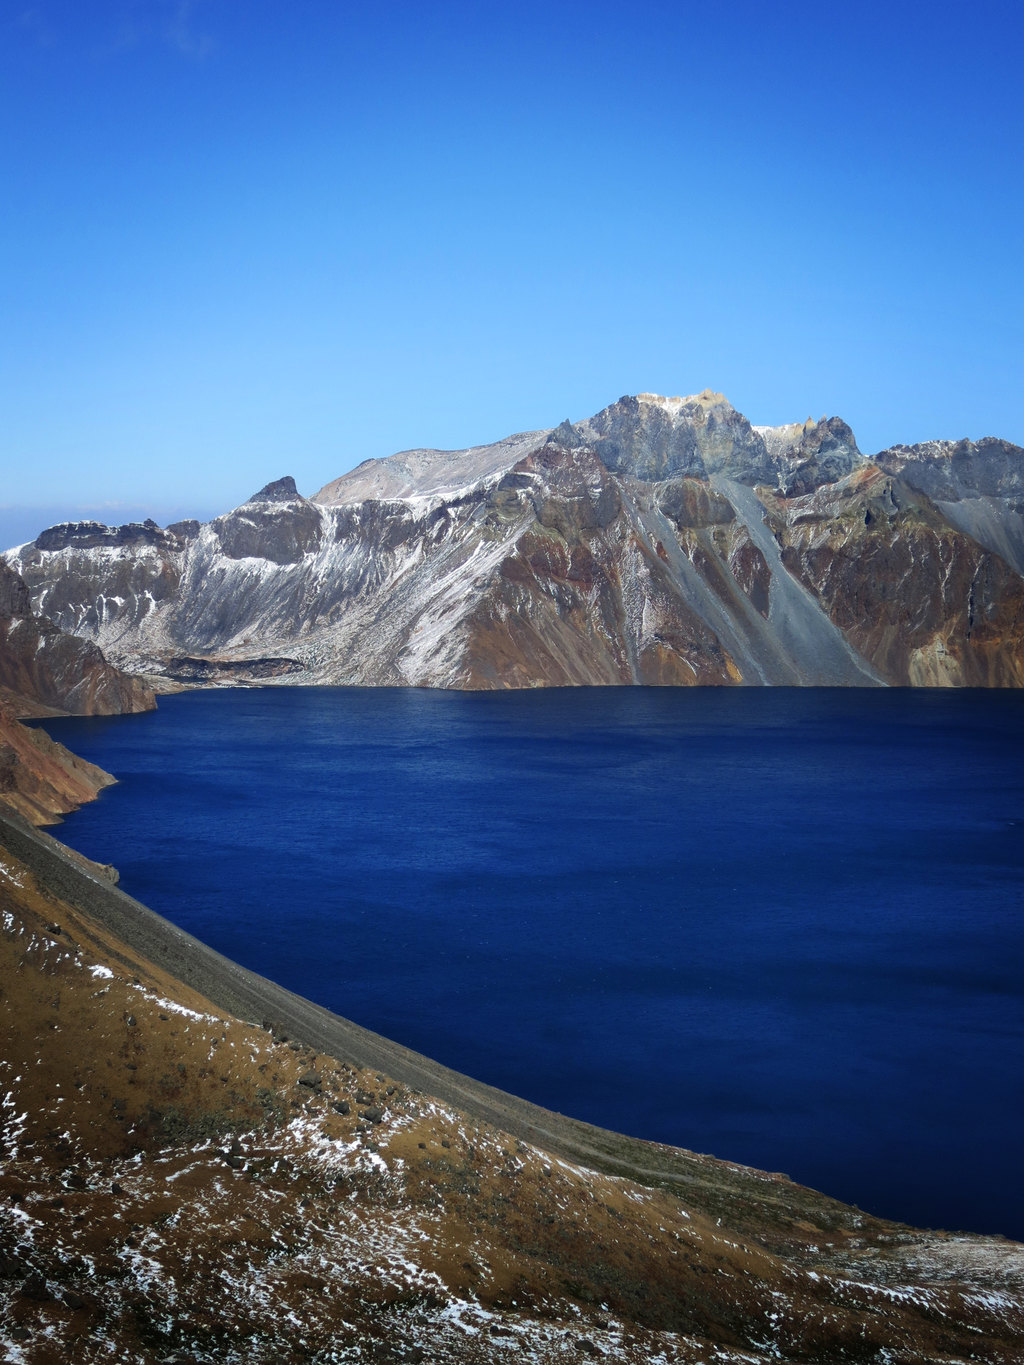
[2,807,1023,1364]
[8,392,1024,689]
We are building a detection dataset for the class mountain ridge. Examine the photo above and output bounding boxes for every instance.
[6,390,1024,690]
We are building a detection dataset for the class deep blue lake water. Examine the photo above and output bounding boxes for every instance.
[42,687,1024,1240]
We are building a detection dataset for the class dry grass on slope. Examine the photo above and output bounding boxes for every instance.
[1,837,1023,1365]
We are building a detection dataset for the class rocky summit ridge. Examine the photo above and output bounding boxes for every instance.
[7,390,1024,690]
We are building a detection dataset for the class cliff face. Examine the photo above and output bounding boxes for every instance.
[6,393,1023,689]
[761,465,1024,687]
[875,437,1024,579]
[0,558,155,718]
[0,711,115,827]
[0,559,154,825]
[2,807,1022,1363]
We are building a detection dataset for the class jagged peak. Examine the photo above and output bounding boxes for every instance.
[547,418,586,449]
[755,415,860,458]
[307,390,882,509]
[874,434,1024,503]
[249,476,302,504]
[635,389,732,414]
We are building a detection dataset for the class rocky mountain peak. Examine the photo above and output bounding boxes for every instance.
[548,418,586,449]
[636,388,733,413]
[308,391,868,507]
[33,519,180,553]
[575,390,768,484]
[250,475,303,503]
[7,387,1024,694]
[754,415,863,495]
[875,436,1024,502]
[213,476,323,566]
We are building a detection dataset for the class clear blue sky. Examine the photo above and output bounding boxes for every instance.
[2,0,1022,545]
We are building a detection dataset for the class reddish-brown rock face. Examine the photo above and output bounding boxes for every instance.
[762,466,1024,686]
[0,708,115,825]
[459,443,746,687]
[0,560,155,718]
[0,559,154,825]
[465,523,737,689]
[726,529,772,618]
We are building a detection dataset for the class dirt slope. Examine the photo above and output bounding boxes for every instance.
[1,809,1022,1364]
[0,711,115,828]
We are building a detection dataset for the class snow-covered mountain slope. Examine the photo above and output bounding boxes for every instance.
[7,392,1024,689]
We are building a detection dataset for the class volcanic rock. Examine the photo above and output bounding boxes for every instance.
[5,392,1023,691]
[0,559,153,826]
[0,559,154,718]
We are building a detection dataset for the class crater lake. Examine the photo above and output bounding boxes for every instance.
[41,686,1024,1240]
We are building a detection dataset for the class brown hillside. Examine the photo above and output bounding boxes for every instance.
[1,810,1022,1364]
